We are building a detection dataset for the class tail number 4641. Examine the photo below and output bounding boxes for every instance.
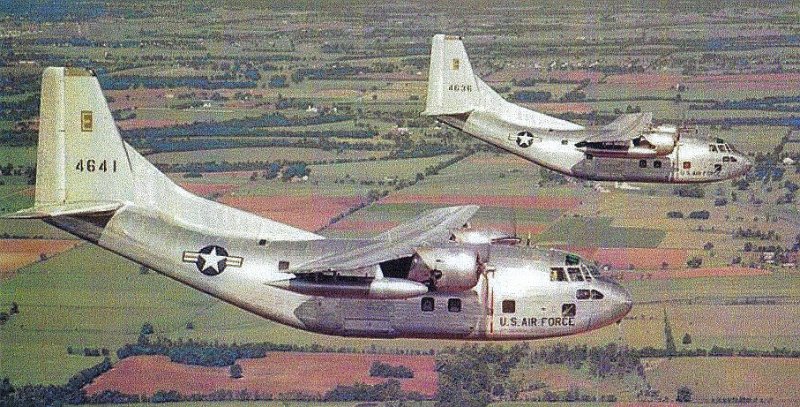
[75,159,118,173]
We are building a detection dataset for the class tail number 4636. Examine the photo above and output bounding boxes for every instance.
[75,159,118,173]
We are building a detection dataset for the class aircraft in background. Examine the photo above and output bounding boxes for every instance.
[8,67,631,340]
[423,34,752,183]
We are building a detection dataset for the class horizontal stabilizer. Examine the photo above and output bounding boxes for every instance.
[4,201,123,219]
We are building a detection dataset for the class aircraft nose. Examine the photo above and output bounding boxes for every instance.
[610,284,633,321]
[741,156,753,174]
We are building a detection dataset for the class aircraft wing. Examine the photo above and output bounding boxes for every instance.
[582,112,653,143]
[289,205,479,273]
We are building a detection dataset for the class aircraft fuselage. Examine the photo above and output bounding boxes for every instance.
[440,113,752,183]
[48,206,631,340]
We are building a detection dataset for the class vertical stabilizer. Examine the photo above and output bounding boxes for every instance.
[35,67,134,207]
[422,34,483,115]
[422,35,585,132]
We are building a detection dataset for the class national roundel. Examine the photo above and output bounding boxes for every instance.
[181,245,244,276]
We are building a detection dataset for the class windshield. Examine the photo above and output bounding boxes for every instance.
[581,263,599,280]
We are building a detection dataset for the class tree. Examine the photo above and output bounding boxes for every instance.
[140,322,154,335]
[686,256,703,268]
[0,377,14,399]
[230,364,243,379]
[682,333,692,345]
[676,386,693,402]
[664,309,677,356]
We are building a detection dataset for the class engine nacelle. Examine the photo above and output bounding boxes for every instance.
[407,246,480,292]
[450,228,520,245]
[577,131,676,159]
[641,132,676,156]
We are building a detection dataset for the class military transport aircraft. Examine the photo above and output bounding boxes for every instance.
[8,67,631,340]
[423,34,752,183]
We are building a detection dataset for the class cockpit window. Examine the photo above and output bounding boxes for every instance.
[590,290,604,300]
[567,267,584,282]
[581,264,598,280]
[550,267,568,282]
[577,289,590,300]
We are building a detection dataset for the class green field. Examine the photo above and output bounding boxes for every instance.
[149,146,388,165]
[0,146,36,167]
[309,155,456,181]
[534,217,665,248]
[647,357,800,402]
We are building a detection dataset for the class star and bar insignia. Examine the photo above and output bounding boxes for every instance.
[515,131,534,148]
[182,245,243,276]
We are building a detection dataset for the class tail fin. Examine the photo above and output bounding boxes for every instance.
[34,67,134,208]
[423,35,585,132]
[422,34,483,116]
[14,67,321,241]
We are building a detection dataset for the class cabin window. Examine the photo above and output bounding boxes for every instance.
[654,160,662,168]
[577,289,590,300]
[710,144,718,152]
[502,300,516,313]
[590,290,604,300]
[639,159,647,168]
[448,298,462,313]
[719,144,728,152]
[567,267,584,281]
[258,239,267,246]
[562,303,576,317]
[730,157,738,162]
[586,153,593,160]
[278,261,290,271]
[421,297,435,312]
[550,267,568,282]
[683,161,691,169]
[714,164,722,172]
[562,139,568,145]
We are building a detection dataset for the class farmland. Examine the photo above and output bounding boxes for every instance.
[1,0,799,405]
[84,353,437,398]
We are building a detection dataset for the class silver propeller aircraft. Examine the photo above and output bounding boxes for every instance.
[423,34,752,183]
[8,67,632,340]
